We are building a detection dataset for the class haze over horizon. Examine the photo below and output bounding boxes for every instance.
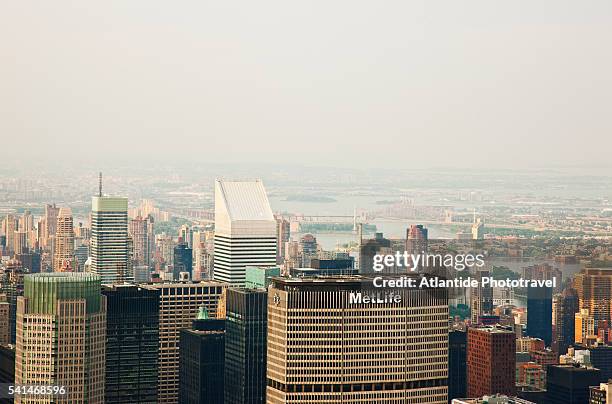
[2,1,611,170]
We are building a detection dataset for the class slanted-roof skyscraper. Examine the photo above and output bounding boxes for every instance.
[213,180,276,286]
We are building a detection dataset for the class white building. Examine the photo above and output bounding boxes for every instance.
[213,180,277,286]
[90,196,131,283]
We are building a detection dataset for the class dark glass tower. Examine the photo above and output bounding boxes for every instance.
[552,288,579,355]
[102,284,160,404]
[225,288,268,404]
[173,242,193,280]
[179,309,225,404]
[527,285,553,346]
[448,330,467,402]
[546,364,600,404]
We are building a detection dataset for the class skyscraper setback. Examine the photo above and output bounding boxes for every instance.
[90,195,131,283]
[15,273,106,403]
[213,180,277,286]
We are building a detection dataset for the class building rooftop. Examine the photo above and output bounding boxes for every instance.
[215,179,274,222]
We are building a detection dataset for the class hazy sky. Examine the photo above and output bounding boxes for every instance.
[2,1,611,170]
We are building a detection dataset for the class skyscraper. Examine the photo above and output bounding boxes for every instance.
[102,284,160,404]
[449,330,468,402]
[213,180,277,286]
[527,285,553,346]
[574,268,612,333]
[575,309,596,344]
[129,215,153,268]
[42,203,60,251]
[471,268,493,324]
[0,295,9,346]
[275,215,290,264]
[266,276,449,403]
[53,207,75,272]
[90,195,131,283]
[179,308,225,404]
[546,364,600,404]
[406,224,428,270]
[552,288,579,355]
[467,325,516,397]
[224,288,268,404]
[173,241,193,280]
[3,214,17,255]
[143,281,227,404]
[15,273,106,403]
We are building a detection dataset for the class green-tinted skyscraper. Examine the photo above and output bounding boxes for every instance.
[15,273,107,403]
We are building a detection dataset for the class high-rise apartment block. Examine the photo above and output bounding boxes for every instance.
[266,276,449,403]
[213,180,277,286]
[53,207,75,272]
[467,325,516,397]
[15,273,106,403]
[574,268,612,331]
[275,215,290,264]
[129,215,154,268]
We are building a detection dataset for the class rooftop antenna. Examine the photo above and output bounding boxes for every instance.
[98,172,103,197]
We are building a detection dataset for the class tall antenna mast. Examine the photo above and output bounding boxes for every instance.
[98,172,103,197]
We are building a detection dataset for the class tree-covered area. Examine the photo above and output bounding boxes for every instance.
[154,216,192,236]
[491,265,520,280]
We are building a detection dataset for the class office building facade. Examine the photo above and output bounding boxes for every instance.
[467,325,516,397]
[90,196,131,283]
[179,312,225,404]
[266,276,449,403]
[102,285,160,404]
[144,281,227,404]
[15,273,106,403]
[225,288,268,404]
[213,180,277,286]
